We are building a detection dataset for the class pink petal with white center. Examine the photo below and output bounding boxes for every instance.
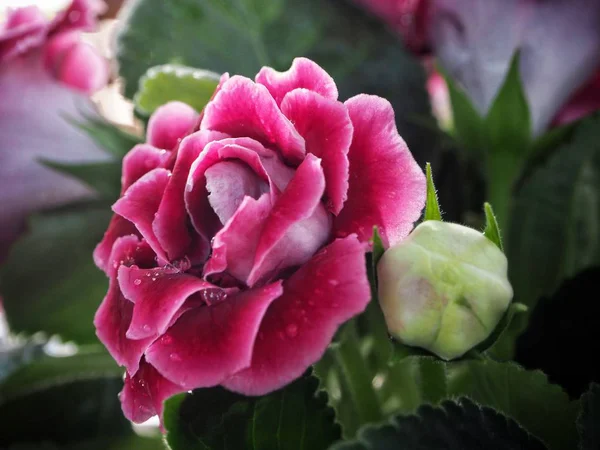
[247,154,330,287]
[223,235,370,395]
[118,264,221,340]
[184,138,274,241]
[112,168,170,261]
[334,95,426,247]
[281,88,352,214]
[255,57,338,106]
[200,75,306,165]
[152,130,228,261]
[147,102,199,151]
[120,359,182,424]
[146,282,284,389]
[94,235,156,375]
[204,193,272,283]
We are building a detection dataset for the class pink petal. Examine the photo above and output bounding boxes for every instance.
[122,144,171,193]
[255,57,338,106]
[200,75,306,165]
[147,102,199,151]
[205,161,270,225]
[553,69,600,126]
[52,39,108,93]
[247,154,331,287]
[50,0,105,34]
[118,265,220,340]
[146,282,284,389]
[112,168,170,261]
[0,6,48,61]
[334,95,426,247]
[93,215,138,273]
[120,359,182,424]
[94,235,156,375]
[194,72,230,131]
[185,138,274,242]
[152,130,227,261]
[223,235,370,395]
[281,88,352,214]
[204,194,272,283]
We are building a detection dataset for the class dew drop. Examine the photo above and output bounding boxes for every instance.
[169,353,182,362]
[142,324,151,332]
[328,279,339,286]
[134,279,142,286]
[285,324,298,338]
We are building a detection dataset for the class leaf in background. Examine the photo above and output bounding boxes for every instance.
[40,160,122,202]
[331,397,547,450]
[507,113,600,311]
[423,162,442,221]
[134,64,220,116]
[164,373,340,450]
[0,204,112,344]
[116,0,437,164]
[482,202,503,251]
[578,383,600,450]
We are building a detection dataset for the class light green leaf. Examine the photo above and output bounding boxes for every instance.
[424,162,442,221]
[134,64,220,116]
[482,202,503,251]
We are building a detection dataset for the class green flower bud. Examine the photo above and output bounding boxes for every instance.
[377,220,513,360]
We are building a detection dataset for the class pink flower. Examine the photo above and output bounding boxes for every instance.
[93,58,426,423]
[0,0,109,261]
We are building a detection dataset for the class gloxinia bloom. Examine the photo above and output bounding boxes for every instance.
[93,58,426,423]
[0,0,109,261]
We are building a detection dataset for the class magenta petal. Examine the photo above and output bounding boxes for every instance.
[255,57,338,106]
[334,95,426,247]
[112,168,170,261]
[204,194,272,283]
[200,76,306,165]
[93,215,138,274]
[0,6,48,61]
[147,102,199,151]
[153,130,227,261]
[94,235,156,375]
[281,88,352,214]
[146,282,284,389]
[122,144,171,192]
[53,39,107,93]
[51,0,105,33]
[247,154,330,287]
[223,235,370,395]
[118,265,219,340]
[120,359,182,424]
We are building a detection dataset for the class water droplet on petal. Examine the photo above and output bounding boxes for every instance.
[328,279,339,286]
[134,279,141,286]
[142,324,151,332]
[285,324,298,338]
[169,353,182,362]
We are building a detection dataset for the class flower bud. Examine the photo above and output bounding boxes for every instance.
[377,220,513,360]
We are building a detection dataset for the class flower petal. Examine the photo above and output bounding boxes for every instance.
[94,235,156,375]
[121,143,171,193]
[93,215,138,273]
[152,130,227,261]
[200,75,306,165]
[247,154,331,287]
[0,6,48,61]
[334,95,426,247]
[52,38,107,93]
[255,57,338,106]
[147,101,199,151]
[281,88,352,214]
[112,168,170,262]
[118,264,220,340]
[120,359,182,424]
[146,282,283,389]
[50,0,105,33]
[223,235,370,395]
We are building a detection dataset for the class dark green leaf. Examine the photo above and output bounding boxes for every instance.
[134,64,220,116]
[424,162,442,221]
[116,0,436,163]
[0,205,112,343]
[164,374,340,449]
[66,114,142,158]
[39,160,122,202]
[507,113,600,311]
[482,202,503,250]
[485,52,532,156]
[578,383,600,450]
[331,397,547,450]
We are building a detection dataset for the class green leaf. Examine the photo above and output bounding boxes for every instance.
[578,383,600,450]
[424,162,442,221]
[116,0,436,163]
[0,205,112,344]
[0,351,129,447]
[39,160,122,202]
[507,113,600,311]
[485,51,532,156]
[482,202,503,251]
[371,227,385,267]
[134,64,220,116]
[66,114,142,158]
[331,397,548,450]
[164,373,340,449]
